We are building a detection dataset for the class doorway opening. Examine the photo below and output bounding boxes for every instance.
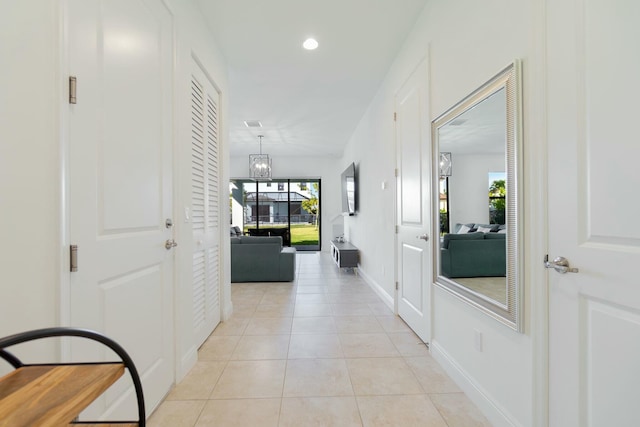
[230,179,321,251]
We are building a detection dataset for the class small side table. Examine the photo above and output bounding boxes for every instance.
[330,240,359,271]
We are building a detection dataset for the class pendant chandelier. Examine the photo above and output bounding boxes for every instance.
[249,135,272,180]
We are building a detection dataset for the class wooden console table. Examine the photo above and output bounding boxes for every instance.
[330,240,359,270]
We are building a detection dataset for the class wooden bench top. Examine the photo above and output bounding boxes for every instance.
[0,363,125,427]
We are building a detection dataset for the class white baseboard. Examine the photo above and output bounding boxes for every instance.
[430,340,522,427]
[222,299,233,321]
[176,345,198,383]
[356,265,394,311]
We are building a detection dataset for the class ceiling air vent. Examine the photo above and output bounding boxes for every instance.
[449,118,467,126]
[244,120,263,128]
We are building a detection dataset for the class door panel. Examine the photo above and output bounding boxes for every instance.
[584,300,640,426]
[401,244,424,311]
[547,0,640,424]
[395,58,431,343]
[68,0,174,419]
[191,62,221,347]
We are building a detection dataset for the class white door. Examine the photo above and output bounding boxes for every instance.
[547,1,640,425]
[190,61,222,347]
[395,58,432,343]
[67,0,174,419]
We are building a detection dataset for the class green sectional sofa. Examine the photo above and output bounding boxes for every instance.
[230,236,296,282]
[440,231,506,278]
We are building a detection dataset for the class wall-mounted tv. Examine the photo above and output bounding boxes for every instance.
[341,162,357,216]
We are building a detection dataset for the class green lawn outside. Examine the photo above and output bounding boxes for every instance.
[290,224,319,245]
[243,224,319,245]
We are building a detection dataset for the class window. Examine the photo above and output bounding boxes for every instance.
[230,179,321,251]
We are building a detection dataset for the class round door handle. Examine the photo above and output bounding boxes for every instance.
[416,234,429,241]
[165,239,178,250]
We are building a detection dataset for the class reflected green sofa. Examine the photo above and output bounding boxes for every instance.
[440,232,506,278]
[230,236,296,282]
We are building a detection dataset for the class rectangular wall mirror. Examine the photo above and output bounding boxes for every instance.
[432,60,523,331]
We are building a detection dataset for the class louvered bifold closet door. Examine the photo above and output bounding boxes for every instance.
[191,67,222,348]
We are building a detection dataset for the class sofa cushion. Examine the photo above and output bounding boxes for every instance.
[442,231,484,248]
[453,223,470,233]
[446,232,484,240]
[238,236,282,246]
[484,232,506,240]
[456,224,473,234]
[476,224,500,233]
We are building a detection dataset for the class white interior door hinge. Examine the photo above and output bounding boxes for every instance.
[70,245,78,272]
[69,76,77,104]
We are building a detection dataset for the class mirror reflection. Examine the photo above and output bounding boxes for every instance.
[433,61,522,331]
[438,88,507,305]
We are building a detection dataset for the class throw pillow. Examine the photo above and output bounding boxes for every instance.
[457,224,472,234]
[477,226,493,233]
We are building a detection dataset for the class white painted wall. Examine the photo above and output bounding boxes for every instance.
[0,1,61,367]
[341,0,533,425]
[341,93,398,299]
[448,153,504,228]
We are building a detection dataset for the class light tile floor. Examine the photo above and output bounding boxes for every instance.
[149,252,492,427]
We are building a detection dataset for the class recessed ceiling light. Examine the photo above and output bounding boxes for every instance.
[303,38,318,50]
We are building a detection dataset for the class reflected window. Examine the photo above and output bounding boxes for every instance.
[488,172,506,225]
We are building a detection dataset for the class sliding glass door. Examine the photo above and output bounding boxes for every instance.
[229,179,320,251]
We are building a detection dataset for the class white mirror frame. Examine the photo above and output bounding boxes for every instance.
[432,60,523,332]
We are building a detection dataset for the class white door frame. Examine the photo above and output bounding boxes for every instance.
[530,1,550,425]
[59,0,73,337]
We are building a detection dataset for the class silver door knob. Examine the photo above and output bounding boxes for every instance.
[165,239,178,250]
[416,234,429,241]
[544,255,578,274]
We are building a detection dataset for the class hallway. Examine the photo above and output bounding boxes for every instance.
[149,252,490,426]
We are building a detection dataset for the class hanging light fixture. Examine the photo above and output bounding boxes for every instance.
[439,152,452,177]
[249,135,272,180]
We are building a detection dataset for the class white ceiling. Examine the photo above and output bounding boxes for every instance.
[438,88,507,156]
[195,0,429,158]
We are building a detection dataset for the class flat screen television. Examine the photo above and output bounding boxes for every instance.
[341,162,357,215]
